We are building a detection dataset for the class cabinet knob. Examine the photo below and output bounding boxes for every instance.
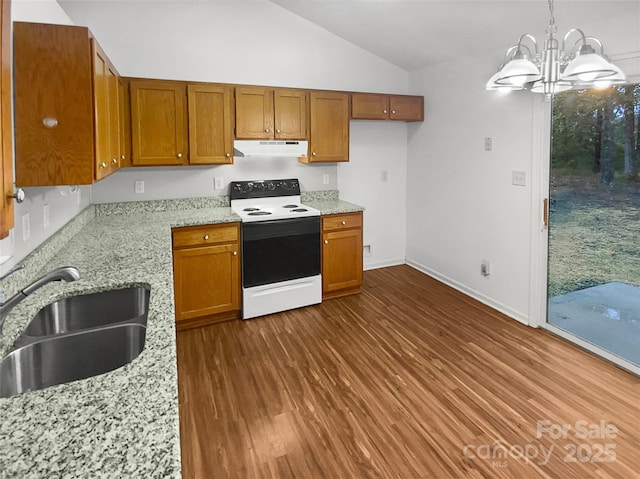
[111,158,118,165]
[99,162,107,168]
[341,220,346,225]
[276,129,281,133]
[324,240,328,244]
[42,117,58,128]
[391,110,396,114]
[233,251,238,256]
[312,152,317,156]
[265,128,270,133]
[203,235,209,240]
[225,153,231,157]
[383,110,388,114]
[9,188,25,204]
[120,155,126,160]
[177,153,183,158]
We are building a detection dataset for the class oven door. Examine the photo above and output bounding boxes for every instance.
[241,216,320,288]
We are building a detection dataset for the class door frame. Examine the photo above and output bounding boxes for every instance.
[530,83,640,376]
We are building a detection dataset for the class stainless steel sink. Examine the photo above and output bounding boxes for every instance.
[23,286,150,337]
[0,324,146,398]
[0,286,151,398]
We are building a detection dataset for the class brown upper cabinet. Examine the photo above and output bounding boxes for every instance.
[351,93,424,122]
[300,91,349,163]
[0,0,12,239]
[13,22,123,186]
[130,80,187,166]
[187,84,234,164]
[235,87,307,140]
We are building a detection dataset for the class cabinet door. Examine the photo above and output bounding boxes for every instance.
[274,89,307,139]
[130,80,187,165]
[92,39,119,180]
[351,93,390,120]
[0,0,12,238]
[187,84,233,164]
[389,95,424,121]
[14,22,95,186]
[173,243,240,322]
[322,228,363,295]
[307,91,349,163]
[235,86,274,139]
[118,77,131,167]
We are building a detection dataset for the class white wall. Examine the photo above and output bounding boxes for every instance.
[59,0,411,269]
[0,0,91,276]
[406,5,640,325]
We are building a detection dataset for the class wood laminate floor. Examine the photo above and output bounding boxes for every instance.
[176,265,640,479]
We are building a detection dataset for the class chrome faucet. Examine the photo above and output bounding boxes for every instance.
[0,266,81,335]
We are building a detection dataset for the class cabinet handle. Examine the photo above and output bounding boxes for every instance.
[177,153,183,158]
[42,117,58,128]
[312,152,317,156]
[265,128,270,133]
[324,240,328,244]
[120,155,126,160]
[203,235,209,240]
[233,251,238,256]
[341,220,346,225]
[383,110,388,114]
[111,158,118,165]
[276,129,281,133]
[391,110,396,114]
[99,162,107,168]
[225,153,231,157]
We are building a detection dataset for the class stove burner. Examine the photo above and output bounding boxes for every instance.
[247,211,272,216]
[291,208,308,212]
[243,207,260,212]
[282,204,299,208]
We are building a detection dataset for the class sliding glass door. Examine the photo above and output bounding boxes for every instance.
[547,83,640,368]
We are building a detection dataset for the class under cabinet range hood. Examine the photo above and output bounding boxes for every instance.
[233,140,308,158]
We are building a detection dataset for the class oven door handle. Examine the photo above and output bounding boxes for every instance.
[242,217,320,241]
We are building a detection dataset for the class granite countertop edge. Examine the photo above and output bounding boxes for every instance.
[0,193,364,477]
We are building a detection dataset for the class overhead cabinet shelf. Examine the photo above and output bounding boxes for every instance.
[351,93,424,122]
[13,22,125,186]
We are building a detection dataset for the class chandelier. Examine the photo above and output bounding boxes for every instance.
[486,0,626,95]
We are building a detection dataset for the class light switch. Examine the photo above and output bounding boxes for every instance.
[214,177,224,190]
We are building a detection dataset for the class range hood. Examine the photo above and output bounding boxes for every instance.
[233,140,308,158]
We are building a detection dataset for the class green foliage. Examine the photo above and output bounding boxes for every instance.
[551,84,640,181]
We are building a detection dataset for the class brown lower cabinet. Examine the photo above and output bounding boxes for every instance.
[322,212,363,299]
[172,223,241,330]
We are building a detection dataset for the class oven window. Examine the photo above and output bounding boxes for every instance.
[242,217,321,288]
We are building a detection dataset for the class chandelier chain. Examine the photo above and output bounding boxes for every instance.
[546,0,557,35]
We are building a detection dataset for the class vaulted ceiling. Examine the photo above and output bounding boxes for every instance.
[270,0,640,71]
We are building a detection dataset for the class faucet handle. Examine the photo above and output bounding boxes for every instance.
[0,264,25,282]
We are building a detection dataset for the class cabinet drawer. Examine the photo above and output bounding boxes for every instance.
[172,223,239,248]
[322,213,362,232]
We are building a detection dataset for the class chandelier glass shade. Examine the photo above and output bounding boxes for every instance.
[486,0,625,95]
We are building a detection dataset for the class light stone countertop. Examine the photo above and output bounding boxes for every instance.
[0,194,363,478]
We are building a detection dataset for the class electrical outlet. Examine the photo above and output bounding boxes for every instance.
[381,170,388,182]
[77,187,81,205]
[134,180,145,194]
[484,137,493,151]
[322,174,330,185]
[43,204,50,230]
[214,177,224,190]
[363,244,372,257]
[22,213,30,242]
[512,170,526,186]
[481,259,491,277]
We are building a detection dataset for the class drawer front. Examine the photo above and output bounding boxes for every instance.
[172,223,239,248]
[322,212,363,232]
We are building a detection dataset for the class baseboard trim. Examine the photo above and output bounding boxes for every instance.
[405,259,531,327]
[364,257,405,271]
